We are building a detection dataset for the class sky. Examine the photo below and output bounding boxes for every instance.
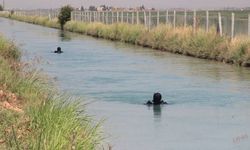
[3,0,250,10]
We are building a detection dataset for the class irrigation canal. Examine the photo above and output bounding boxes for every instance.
[1,17,250,150]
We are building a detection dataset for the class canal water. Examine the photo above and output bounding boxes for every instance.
[1,17,250,150]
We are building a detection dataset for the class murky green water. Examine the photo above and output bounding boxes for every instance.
[1,17,250,150]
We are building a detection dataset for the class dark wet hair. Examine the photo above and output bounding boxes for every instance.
[57,47,61,51]
[153,93,162,104]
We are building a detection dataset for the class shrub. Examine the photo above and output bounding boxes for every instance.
[58,5,73,30]
[0,5,3,11]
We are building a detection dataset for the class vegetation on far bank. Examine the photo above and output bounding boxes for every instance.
[0,35,104,149]
[0,13,250,67]
[0,13,59,28]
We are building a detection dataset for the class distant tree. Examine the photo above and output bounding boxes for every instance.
[140,5,145,10]
[58,5,73,30]
[89,6,97,11]
[80,6,84,11]
[0,5,3,11]
[8,10,14,17]
[10,10,14,15]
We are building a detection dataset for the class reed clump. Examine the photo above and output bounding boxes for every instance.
[0,14,60,29]
[0,36,20,60]
[0,35,104,149]
[64,21,250,66]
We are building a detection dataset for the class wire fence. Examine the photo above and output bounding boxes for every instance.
[13,9,59,20]
[1,9,250,38]
[71,10,250,38]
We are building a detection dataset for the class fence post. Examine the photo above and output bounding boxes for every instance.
[149,10,151,29]
[91,11,93,22]
[89,11,93,22]
[95,11,97,22]
[127,12,129,23]
[248,14,250,37]
[80,11,83,22]
[104,11,106,24]
[94,11,96,22]
[92,11,94,22]
[173,10,176,29]
[121,11,124,23]
[111,11,114,23]
[74,11,76,21]
[87,11,89,22]
[97,12,99,22]
[218,12,222,36]
[132,11,134,24]
[166,10,169,24]
[193,10,196,33]
[157,11,160,26]
[206,10,209,32]
[144,11,147,27]
[184,10,187,27]
[90,11,92,22]
[82,11,87,22]
[106,11,109,24]
[71,11,73,21]
[84,11,87,22]
[98,11,100,22]
[86,11,90,22]
[87,12,89,22]
[106,11,110,24]
[137,11,139,24]
[90,11,92,23]
[78,11,80,21]
[95,11,98,22]
[84,12,86,22]
[83,11,85,22]
[231,13,235,39]
[96,12,98,22]
[117,11,119,22]
[101,11,104,23]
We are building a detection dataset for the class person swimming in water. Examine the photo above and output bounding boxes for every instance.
[54,47,63,53]
[146,93,167,105]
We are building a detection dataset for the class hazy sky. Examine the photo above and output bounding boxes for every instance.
[3,0,250,9]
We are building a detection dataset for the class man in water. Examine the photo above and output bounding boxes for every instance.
[146,93,167,105]
[54,47,63,53]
